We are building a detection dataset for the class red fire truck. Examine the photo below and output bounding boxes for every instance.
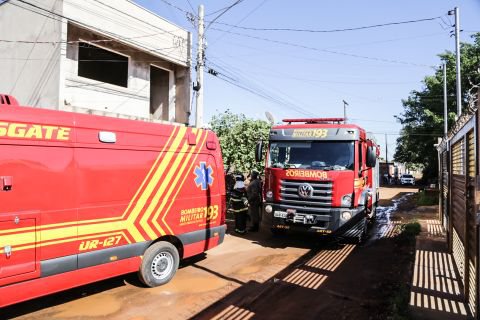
[256,118,379,239]
[0,94,226,307]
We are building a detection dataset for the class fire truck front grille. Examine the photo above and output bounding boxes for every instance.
[280,180,333,207]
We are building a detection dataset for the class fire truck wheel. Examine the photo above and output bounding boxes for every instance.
[358,217,368,244]
[270,228,287,236]
[368,206,377,223]
[139,241,179,287]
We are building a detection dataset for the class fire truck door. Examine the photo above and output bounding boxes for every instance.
[0,213,37,279]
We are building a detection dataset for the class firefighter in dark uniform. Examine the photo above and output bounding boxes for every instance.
[247,170,262,232]
[230,174,248,234]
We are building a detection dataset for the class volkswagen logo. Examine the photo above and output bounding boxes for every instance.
[298,183,314,199]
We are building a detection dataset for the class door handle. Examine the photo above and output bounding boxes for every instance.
[1,176,12,191]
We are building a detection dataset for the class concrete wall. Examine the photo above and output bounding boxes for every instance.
[0,0,191,123]
[0,0,63,108]
[62,0,190,67]
[63,23,189,122]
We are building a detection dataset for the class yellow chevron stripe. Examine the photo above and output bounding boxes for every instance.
[160,131,210,232]
[0,127,184,251]
[155,130,208,234]
[125,127,188,241]
[147,130,203,235]
[139,140,192,239]
[0,127,181,237]
[120,126,181,221]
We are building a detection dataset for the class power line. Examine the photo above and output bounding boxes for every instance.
[205,58,317,117]
[185,0,195,13]
[8,0,187,64]
[209,0,269,46]
[158,0,191,15]
[208,16,443,33]
[209,27,434,68]
[205,0,245,17]
[206,0,245,30]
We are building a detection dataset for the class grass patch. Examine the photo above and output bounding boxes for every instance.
[388,222,420,320]
[416,190,438,206]
[395,221,421,249]
[390,283,412,320]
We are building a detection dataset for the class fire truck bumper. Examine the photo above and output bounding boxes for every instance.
[264,203,366,235]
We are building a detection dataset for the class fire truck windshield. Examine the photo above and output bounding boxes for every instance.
[268,141,354,170]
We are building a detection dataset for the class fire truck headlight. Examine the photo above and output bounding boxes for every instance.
[341,194,352,207]
[265,205,273,214]
[341,211,352,221]
[266,190,273,200]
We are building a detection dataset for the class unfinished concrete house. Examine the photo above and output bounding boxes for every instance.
[0,0,191,124]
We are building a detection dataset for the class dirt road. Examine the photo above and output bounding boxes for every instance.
[3,186,419,320]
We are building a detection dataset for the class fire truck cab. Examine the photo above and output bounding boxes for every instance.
[256,118,379,239]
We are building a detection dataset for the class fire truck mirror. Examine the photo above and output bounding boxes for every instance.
[255,141,263,162]
[366,147,377,168]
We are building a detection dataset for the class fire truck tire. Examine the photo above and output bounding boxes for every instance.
[139,241,180,287]
[358,217,368,244]
[368,206,377,223]
[271,228,287,236]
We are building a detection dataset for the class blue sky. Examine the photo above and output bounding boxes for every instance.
[134,0,479,160]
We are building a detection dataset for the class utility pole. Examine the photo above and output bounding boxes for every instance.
[385,133,389,179]
[342,100,348,123]
[195,4,205,128]
[443,63,448,137]
[385,133,390,165]
[449,7,462,118]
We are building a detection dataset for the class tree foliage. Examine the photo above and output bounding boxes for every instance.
[395,33,480,182]
[209,110,271,173]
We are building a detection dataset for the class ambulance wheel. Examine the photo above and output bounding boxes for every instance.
[139,241,179,287]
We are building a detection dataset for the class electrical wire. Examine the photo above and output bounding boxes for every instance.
[185,0,195,13]
[209,27,434,68]
[207,64,319,117]
[8,0,188,64]
[158,0,191,15]
[208,16,443,33]
[205,57,316,116]
[206,0,245,30]
[209,0,269,46]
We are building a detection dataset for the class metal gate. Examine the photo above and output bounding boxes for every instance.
[449,114,477,318]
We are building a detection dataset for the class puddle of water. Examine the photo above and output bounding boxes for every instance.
[148,268,228,296]
[234,254,295,275]
[375,193,413,238]
[53,294,122,318]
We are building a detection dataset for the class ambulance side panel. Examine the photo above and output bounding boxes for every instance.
[0,106,77,287]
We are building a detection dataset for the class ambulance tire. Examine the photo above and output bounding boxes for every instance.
[139,241,180,287]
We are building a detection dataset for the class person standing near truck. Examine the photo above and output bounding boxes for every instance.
[230,174,248,234]
[247,170,262,232]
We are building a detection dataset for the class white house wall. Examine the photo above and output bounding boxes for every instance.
[0,0,63,108]
[63,23,186,121]
[62,0,190,67]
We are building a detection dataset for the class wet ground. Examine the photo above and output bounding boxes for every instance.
[3,187,419,320]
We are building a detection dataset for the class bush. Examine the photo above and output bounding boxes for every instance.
[396,221,421,247]
[416,190,438,206]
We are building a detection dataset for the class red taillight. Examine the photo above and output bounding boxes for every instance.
[220,194,227,225]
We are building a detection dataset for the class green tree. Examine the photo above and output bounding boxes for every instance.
[209,110,271,173]
[395,33,480,182]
